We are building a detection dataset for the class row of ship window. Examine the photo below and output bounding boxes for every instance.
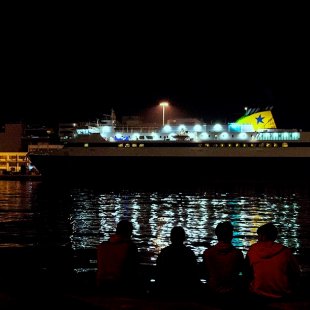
[113,142,289,148]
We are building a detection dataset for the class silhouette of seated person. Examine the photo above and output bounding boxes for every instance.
[202,221,244,302]
[244,222,301,305]
[96,219,140,295]
[156,226,200,298]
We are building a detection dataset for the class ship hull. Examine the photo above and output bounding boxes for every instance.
[28,146,310,187]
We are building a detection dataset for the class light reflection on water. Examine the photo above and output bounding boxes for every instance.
[70,189,304,263]
[0,181,309,269]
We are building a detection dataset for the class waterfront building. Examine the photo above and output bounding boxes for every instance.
[0,123,54,174]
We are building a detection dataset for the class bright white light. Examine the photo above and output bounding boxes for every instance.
[220,132,229,139]
[152,132,160,140]
[162,125,172,133]
[132,133,140,140]
[238,132,248,140]
[178,124,186,131]
[187,132,195,140]
[213,124,223,132]
[200,132,208,140]
[101,126,112,133]
[193,124,202,132]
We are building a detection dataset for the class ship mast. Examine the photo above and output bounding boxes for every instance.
[111,108,116,126]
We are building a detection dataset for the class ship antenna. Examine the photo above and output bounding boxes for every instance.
[111,108,116,126]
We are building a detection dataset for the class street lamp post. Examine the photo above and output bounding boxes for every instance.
[159,102,169,126]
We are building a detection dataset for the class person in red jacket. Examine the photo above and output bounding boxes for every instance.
[202,221,245,303]
[244,222,301,304]
[96,219,140,295]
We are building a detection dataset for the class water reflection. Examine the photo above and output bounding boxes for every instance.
[0,181,38,247]
[68,187,308,264]
[0,181,309,268]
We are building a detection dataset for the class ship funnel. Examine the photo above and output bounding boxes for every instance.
[235,109,277,130]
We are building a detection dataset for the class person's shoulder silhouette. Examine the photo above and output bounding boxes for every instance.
[96,220,139,294]
[156,226,200,297]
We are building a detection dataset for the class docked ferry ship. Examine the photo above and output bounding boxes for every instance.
[27,108,310,184]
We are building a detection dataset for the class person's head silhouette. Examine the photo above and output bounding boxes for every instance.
[116,220,133,239]
[215,221,234,243]
[170,226,186,245]
[257,222,278,241]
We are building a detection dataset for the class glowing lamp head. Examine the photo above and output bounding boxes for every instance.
[160,102,169,107]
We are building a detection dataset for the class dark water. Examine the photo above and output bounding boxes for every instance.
[0,180,310,275]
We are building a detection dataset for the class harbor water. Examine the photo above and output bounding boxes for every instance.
[0,180,309,277]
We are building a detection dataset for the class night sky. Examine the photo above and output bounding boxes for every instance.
[2,5,309,130]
